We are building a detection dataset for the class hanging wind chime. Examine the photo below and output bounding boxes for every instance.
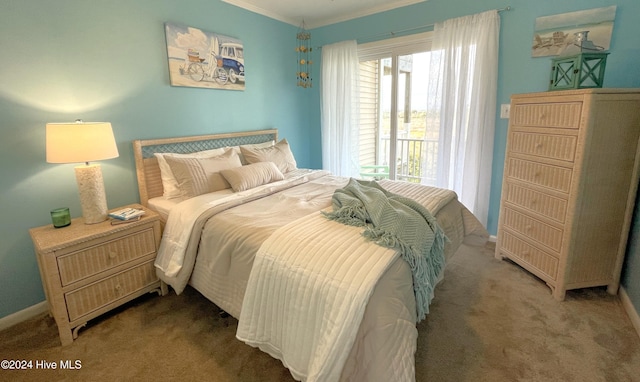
[296,22,312,88]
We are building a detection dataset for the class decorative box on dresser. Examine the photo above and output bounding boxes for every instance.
[495,88,640,300]
[29,204,167,346]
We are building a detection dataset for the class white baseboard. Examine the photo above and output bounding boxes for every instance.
[0,301,48,332]
[620,286,640,340]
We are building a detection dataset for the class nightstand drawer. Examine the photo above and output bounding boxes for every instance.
[509,131,577,162]
[500,231,559,281]
[502,207,564,253]
[65,260,157,321]
[57,227,157,286]
[504,183,568,223]
[511,102,582,129]
[506,158,573,193]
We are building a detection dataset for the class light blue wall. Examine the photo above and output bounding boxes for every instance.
[2,0,640,322]
[310,0,640,314]
[0,0,311,318]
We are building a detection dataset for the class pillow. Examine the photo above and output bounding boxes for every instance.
[155,147,228,199]
[240,139,297,173]
[163,150,242,199]
[230,140,275,164]
[220,162,285,192]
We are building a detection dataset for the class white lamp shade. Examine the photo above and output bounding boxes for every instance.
[45,121,119,224]
[46,121,119,163]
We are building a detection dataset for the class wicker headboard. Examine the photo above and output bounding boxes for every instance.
[132,129,278,206]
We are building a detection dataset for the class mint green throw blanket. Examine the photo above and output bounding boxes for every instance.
[323,178,446,322]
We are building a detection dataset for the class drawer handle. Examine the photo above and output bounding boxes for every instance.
[531,199,538,205]
[535,143,543,150]
[115,284,122,296]
[534,171,541,178]
[109,251,118,260]
[525,225,533,232]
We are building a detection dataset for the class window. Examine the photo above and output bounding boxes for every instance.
[358,32,435,183]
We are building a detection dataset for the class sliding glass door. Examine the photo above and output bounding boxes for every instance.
[358,33,437,183]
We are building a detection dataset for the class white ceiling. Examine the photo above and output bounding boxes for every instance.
[222,0,428,29]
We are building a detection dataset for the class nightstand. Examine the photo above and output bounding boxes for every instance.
[29,204,167,346]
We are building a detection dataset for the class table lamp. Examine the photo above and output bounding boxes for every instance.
[46,120,119,224]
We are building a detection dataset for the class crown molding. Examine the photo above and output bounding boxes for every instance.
[222,0,428,29]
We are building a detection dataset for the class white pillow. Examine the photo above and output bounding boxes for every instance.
[163,150,242,199]
[240,139,297,173]
[220,162,284,192]
[155,147,228,199]
[230,140,275,164]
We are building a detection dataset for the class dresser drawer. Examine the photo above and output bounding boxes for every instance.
[509,131,577,162]
[500,231,559,281]
[511,102,582,129]
[506,158,573,193]
[57,227,157,286]
[504,183,568,223]
[65,260,158,321]
[502,207,564,253]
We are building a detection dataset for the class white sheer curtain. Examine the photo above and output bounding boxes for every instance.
[426,10,500,225]
[321,40,360,177]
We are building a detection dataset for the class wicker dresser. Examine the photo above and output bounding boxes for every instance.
[495,89,640,300]
[30,204,166,345]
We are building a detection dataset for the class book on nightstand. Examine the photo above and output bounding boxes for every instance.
[108,207,145,221]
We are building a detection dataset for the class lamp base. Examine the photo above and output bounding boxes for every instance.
[74,164,108,224]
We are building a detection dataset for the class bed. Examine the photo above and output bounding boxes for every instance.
[133,129,488,381]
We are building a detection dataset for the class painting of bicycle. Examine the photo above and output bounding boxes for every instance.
[165,23,245,90]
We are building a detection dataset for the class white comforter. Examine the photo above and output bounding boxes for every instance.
[237,210,400,381]
[155,169,330,294]
[154,170,487,382]
[236,180,456,382]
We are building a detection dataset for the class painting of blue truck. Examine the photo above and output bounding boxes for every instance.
[165,23,245,90]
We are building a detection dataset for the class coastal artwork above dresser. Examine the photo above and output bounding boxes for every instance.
[495,89,640,300]
[532,6,616,57]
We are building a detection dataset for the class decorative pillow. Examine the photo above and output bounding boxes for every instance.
[155,147,228,199]
[230,140,275,164]
[220,162,285,192]
[163,150,242,199]
[240,139,297,173]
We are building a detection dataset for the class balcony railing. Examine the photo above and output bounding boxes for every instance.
[376,136,438,185]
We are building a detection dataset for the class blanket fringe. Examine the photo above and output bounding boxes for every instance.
[322,205,368,227]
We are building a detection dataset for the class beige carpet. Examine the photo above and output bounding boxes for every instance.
[2,242,639,382]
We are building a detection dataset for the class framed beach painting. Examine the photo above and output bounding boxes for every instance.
[165,23,245,90]
[532,6,616,58]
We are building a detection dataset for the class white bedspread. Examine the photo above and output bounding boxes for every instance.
[154,170,486,382]
[155,169,330,293]
[236,182,456,382]
[237,210,399,381]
